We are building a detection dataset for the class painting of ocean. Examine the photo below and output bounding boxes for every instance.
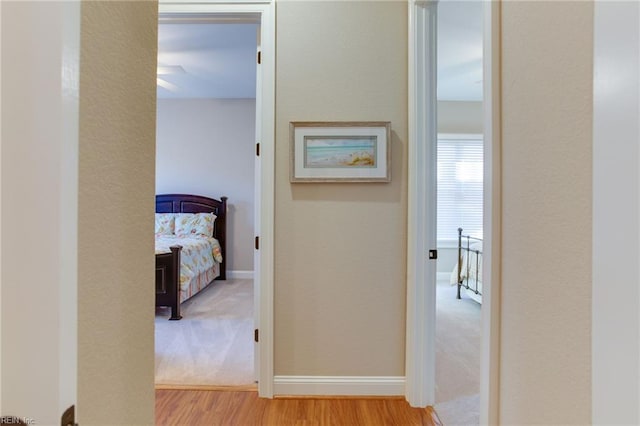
[304,136,377,168]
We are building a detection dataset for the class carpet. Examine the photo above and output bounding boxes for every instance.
[435,393,480,426]
[155,278,255,386]
[435,278,481,424]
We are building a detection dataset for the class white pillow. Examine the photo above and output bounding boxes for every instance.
[175,213,217,237]
[155,213,176,235]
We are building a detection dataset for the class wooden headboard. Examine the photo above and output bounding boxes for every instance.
[156,194,228,280]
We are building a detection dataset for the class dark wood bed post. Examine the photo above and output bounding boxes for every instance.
[156,244,183,320]
[218,196,228,280]
[167,245,182,320]
[457,227,463,300]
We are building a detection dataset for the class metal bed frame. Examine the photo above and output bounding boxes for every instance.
[456,227,483,300]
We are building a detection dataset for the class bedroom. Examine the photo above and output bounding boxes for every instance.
[433,1,484,424]
[154,21,259,387]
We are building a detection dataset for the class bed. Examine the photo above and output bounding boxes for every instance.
[450,227,482,304]
[155,194,227,320]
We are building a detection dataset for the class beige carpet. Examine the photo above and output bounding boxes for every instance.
[435,278,481,425]
[435,393,480,426]
[154,278,254,386]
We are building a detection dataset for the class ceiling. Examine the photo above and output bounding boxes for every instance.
[157,3,483,101]
[157,23,258,99]
[438,0,484,102]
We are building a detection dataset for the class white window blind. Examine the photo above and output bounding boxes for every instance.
[437,134,483,241]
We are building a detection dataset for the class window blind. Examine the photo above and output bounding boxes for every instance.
[437,135,484,241]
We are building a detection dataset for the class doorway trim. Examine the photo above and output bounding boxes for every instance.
[158,0,275,398]
[406,0,501,420]
[406,0,438,407]
[479,1,501,423]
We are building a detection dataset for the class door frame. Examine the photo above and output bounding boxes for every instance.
[406,0,501,422]
[479,1,501,423]
[158,0,275,397]
[406,0,438,407]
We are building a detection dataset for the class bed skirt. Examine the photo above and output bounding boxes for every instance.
[180,263,220,303]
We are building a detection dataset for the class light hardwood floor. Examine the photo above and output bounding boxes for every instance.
[156,389,443,425]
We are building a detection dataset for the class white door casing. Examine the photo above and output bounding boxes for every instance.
[406,0,438,407]
[480,1,501,424]
[254,24,262,384]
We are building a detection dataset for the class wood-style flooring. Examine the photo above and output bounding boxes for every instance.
[156,389,442,426]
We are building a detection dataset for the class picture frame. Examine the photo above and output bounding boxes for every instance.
[289,121,391,183]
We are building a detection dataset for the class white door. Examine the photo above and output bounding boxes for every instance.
[592,2,640,422]
[1,1,79,423]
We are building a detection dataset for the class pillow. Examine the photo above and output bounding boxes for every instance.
[175,212,217,237]
[155,213,176,235]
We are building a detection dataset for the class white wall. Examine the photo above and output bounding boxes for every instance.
[593,1,640,423]
[156,98,256,273]
[437,101,483,135]
[436,101,483,277]
[436,241,459,280]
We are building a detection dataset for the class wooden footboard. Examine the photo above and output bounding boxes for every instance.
[156,245,182,320]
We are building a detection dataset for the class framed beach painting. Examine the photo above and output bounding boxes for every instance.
[289,121,391,182]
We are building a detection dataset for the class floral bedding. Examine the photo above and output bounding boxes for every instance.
[155,234,223,291]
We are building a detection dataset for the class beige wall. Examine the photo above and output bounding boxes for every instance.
[77,1,157,424]
[437,100,483,134]
[275,1,408,377]
[156,98,256,273]
[500,1,593,423]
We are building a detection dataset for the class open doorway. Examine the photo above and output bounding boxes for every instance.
[153,20,258,388]
[433,1,484,423]
[407,0,489,420]
[151,1,275,399]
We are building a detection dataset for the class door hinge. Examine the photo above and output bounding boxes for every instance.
[257,51,261,64]
[428,249,438,260]
[256,143,260,156]
[61,405,77,426]
[254,329,259,342]
[255,236,259,250]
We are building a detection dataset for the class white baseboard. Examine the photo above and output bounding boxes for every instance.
[227,270,254,280]
[273,376,405,396]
